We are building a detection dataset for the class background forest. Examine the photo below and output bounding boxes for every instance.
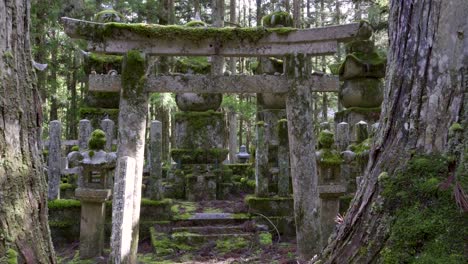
[33,0,389,155]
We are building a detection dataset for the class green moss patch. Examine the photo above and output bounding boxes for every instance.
[88,129,106,150]
[85,53,122,74]
[318,130,334,149]
[60,183,74,191]
[77,21,299,45]
[141,198,173,207]
[171,201,197,220]
[122,50,145,98]
[175,56,210,74]
[245,195,294,217]
[185,21,207,27]
[215,236,249,253]
[380,155,467,263]
[317,149,343,167]
[48,199,81,209]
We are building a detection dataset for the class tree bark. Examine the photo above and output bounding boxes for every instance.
[322,1,467,262]
[0,0,56,262]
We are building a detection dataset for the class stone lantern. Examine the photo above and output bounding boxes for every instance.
[74,129,116,259]
[236,145,250,163]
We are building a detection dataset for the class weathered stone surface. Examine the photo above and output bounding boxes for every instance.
[112,51,149,263]
[340,78,383,108]
[277,120,290,197]
[88,74,340,94]
[78,119,92,151]
[255,122,269,197]
[100,118,115,151]
[285,53,322,258]
[186,175,217,201]
[318,184,347,197]
[355,121,369,143]
[74,185,112,259]
[62,18,370,56]
[258,93,287,109]
[334,108,381,142]
[175,93,222,111]
[228,111,238,164]
[173,111,226,150]
[48,120,62,200]
[320,122,331,131]
[336,122,350,151]
[146,121,163,200]
[110,156,136,264]
[339,55,386,80]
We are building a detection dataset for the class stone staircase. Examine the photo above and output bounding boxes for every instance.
[149,202,273,259]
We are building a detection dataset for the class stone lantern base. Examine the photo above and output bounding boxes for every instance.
[75,188,112,259]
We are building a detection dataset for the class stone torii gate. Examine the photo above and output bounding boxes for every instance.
[62,17,372,262]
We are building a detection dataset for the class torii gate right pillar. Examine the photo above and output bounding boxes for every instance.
[286,54,323,260]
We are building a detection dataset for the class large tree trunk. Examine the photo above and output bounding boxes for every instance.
[321,1,467,263]
[0,0,56,262]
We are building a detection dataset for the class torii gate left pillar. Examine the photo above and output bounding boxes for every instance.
[109,50,148,263]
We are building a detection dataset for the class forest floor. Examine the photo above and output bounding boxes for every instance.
[56,238,299,264]
[56,197,301,264]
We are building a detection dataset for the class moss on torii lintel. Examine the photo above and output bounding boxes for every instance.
[76,21,297,43]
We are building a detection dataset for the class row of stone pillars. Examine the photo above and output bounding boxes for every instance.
[47,118,115,200]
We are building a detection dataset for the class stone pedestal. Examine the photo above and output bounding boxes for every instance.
[75,188,111,259]
[318,184,346,240]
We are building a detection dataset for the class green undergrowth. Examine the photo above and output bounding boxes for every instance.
[379,155,467,263]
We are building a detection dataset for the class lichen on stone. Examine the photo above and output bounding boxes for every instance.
[122,50,145,98]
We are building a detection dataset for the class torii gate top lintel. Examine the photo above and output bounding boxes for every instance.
[61,17,372,57]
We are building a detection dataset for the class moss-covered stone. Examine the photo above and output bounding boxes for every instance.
[122,50,145,99]
[71,145,79,152]
[171,148,228,164]
[85,53,122,75]
[88,129,106,150]
[48,199,81,209]
[339,51,387,80]
[174,57,210,74]
[245,195,294,216]
[380,155,468,263]
[215,236,249,253]
[185,21,207,27]
[79,22,297,44]
[334,107,381,123]
[318,130,334,149]
[262,11,294,28]
[317,149,343,167]
[79,107,119,128]
[258,232,273,246]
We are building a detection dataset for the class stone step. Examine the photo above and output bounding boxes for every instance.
[172,212,251,226]
[150,226,273,257]
[171,224,248,234]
